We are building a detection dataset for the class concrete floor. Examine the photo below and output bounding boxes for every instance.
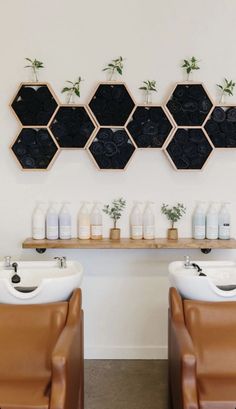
[85,360,168,409]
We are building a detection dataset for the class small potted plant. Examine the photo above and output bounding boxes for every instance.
[181,56,200,81]
[25,58,44,82]
[139,80,157,104]
[61,77,83,104]
[217,78,235,104]
[103,198,126,240]
[102,56,124,81]
[161,203,186,240]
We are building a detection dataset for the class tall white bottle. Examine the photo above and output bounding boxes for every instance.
[192,202,206,240]
[143,201,155,240]
[130,202,143,240]
[46,203,59,240]
[219,202,230,240]
[59,202,72,240]
[91,202,103,240]
[206,202,219,240]
[32,202,46,240]
[78,202,90,240]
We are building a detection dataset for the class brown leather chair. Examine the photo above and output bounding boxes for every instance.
[0,288,83,409]
[169,287,236,409]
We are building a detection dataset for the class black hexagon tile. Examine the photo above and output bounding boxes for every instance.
[11,83,58,126]
[50,105,97,148]
[166,83,213,126]
[88,128,136,170]
[165,128,213,170]
[11,128,59,170]
[88,83,135,126]
[204,106,236,147]
[127,106,174,148]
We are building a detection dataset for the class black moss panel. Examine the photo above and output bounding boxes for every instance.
[127,106,173,148]
[89,128,136,169]
[166,84,213,126]
[204,106,236,147]
[11,85,58,126]
[166,128,213,170]
[50,106,96,148]
[89,84,135,126]
[12,128,58,169]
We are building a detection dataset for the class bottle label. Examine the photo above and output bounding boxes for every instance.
[79,226,90,239]
[60,226,71,239]
[131,225,143,238]
[219,224,230,239]
[206,226,218,239]
[32,226,45,240]
[193,225,205,239]
[143,225,155,239]
[91,225,102,237]
[47,226,58,239]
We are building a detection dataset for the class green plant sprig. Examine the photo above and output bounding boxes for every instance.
[61,77,83,103]
[217,78,235,103]
[25,58,44,82]
[181,57,200,80]
[139,80,157,104]
[102,198,126,228]
[103,56,124,80]
[161,203,186,228]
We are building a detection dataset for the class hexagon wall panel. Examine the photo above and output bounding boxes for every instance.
[165,128,213,170]
[166,83,213,126]
[88,82,135,126]
[50,105,97,148]
[11,128,59,170]
[88,128,136,170]
[11,83,58,126]
[127,105,174,148]
[204,106,236,147]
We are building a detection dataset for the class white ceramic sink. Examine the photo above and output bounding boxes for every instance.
[0,260,83,304]
[169,260,236,302]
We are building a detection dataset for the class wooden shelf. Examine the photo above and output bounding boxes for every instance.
[22,238,236,252]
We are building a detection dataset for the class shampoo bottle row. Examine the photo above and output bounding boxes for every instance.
[193,202,230,240]
[130,202,155,240]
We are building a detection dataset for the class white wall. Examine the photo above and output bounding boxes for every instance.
[1,0,236,358]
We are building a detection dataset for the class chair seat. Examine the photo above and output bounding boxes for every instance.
[199,376,236,409]
[0,379,49,409]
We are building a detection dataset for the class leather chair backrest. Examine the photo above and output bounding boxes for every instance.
[0,302,68,380]
[184,300,236,377]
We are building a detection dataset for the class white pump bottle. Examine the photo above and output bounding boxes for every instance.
[130,202,143,239]
[192,202,206,240]
[91,202,103,240]
[32,202,46,240]
[206,202,219,240]
[46,202,59,240]
[59,202,72,240]
[218,202,230,240]
[143,202,155,240]
[78,202,90,239]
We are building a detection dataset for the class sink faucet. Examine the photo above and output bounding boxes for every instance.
[54,257,67,268]
[4,258,21,284]
[184,256,202,273]
[4,256,12,268]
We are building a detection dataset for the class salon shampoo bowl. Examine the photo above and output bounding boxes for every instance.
[169,260,236,302]
[0,260,83,304]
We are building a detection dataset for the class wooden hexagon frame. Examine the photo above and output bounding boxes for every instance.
[86,126,137,171]
[10,126,60,171]
[125,104,176,150]
[163,126,215,172]
[204,104,236,149]
[10,82,59,127]
[48,104,98,150]
[165,82,214,128]
[87,81,136,128]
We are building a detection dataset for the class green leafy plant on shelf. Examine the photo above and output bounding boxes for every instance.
[181,56,200,81]
[61,77,83,104]
[25,58,44,82]
[103,198,126,240]
[217,78,235,104]
[139,80,157,104]
[161,203,186,240]
[103,56,124,81]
